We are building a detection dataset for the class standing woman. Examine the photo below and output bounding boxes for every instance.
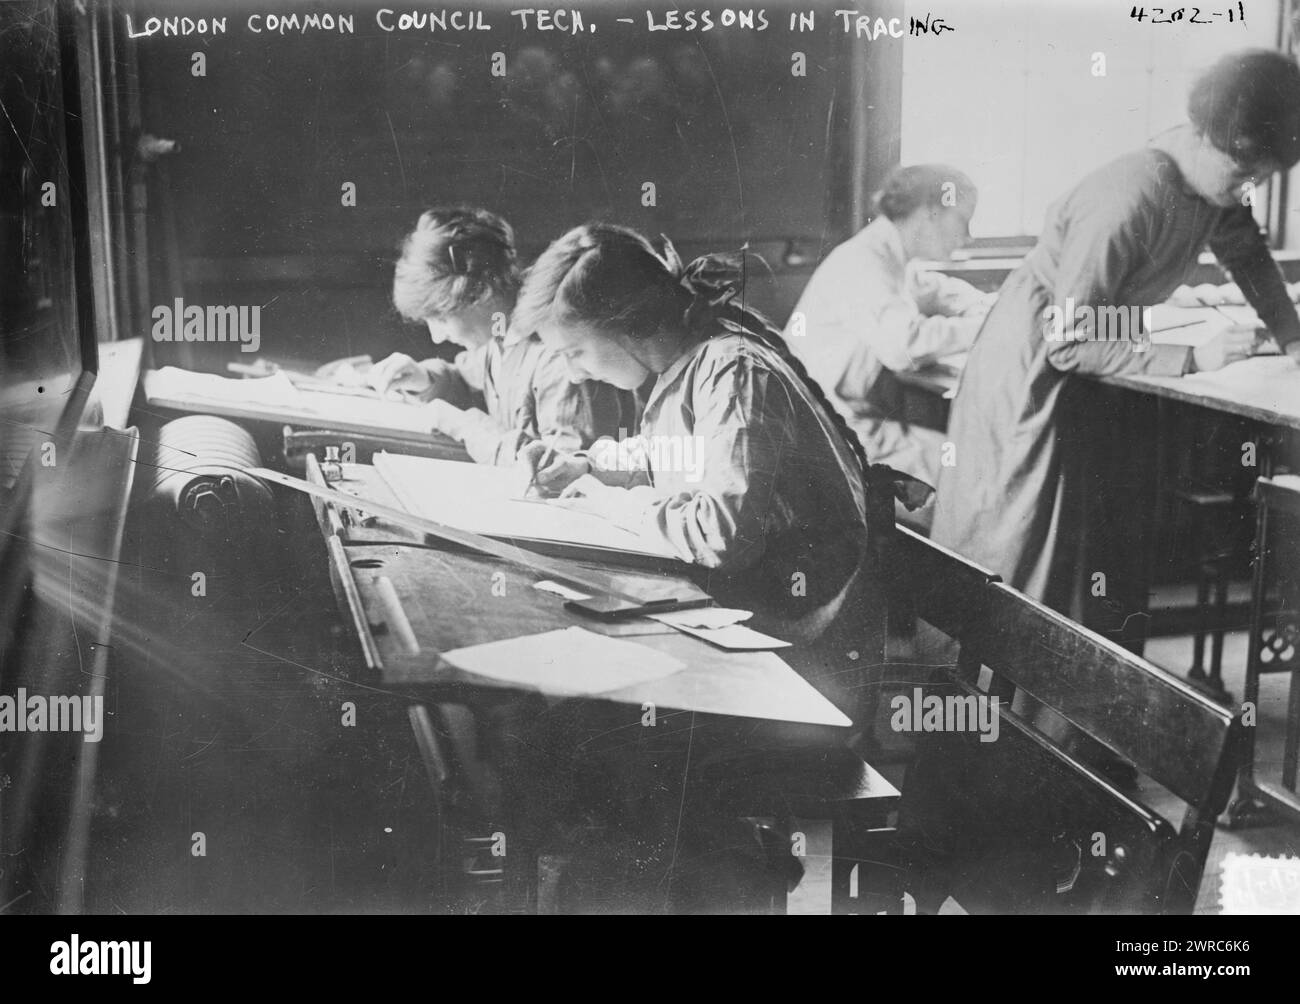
[513,223,912,693]
[368,206,638,465]
[787,163,993,491]
[932,50,1300,631]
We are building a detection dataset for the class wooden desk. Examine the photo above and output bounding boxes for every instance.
[884,306,1300,431]
[1099,305,1299,430]
[313,461,854,729]
[143,367,468,453]
[1103,357,1300,432]
[875,310,1297,654]
[301,458,898,914]
[895,352,1299,432]
[894,363,958,432]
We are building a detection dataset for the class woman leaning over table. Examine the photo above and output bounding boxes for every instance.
[932,49,1300,640]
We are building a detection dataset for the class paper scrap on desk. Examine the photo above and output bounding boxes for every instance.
[649,607,752,630]
[440,627,684,697]
[660,621,791,651]
[533,579,592,601]
[647,607,787,649]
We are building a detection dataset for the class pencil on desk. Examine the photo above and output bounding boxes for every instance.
[1150,318,1207,335]
[1195,295,1272,353]
[1195,295,1241,324]
[374,576,421,656]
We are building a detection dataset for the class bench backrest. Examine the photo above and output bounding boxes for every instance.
[889,526,1241,914]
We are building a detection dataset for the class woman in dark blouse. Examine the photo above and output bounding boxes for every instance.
[932,50,1300,630]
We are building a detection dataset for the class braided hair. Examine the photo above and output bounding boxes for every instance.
[661,242,928,513]
[512,223,928,511]
[667,243,875,478]
[392,206,521,322]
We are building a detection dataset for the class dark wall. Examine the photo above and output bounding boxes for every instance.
[131,0,864,369]
[1,1,92,433]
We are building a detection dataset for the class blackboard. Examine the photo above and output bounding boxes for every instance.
[133,0,856,364]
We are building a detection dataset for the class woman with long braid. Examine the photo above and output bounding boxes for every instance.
[489,223,920,911]
[513,223,920,703]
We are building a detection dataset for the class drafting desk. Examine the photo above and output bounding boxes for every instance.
[304,459,853,729]
[142,367,470,462]
[891,305,1299,431]
[1102,358,1300,432]
[893,354,962,431]
[1093,315,1298,640]
[1097,304,1300,431]
[294,456,900,912]
[876,309,1297,655]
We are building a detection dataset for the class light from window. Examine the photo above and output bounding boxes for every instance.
[900,0,1279,241]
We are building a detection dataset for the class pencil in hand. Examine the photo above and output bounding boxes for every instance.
[522,437,558,499]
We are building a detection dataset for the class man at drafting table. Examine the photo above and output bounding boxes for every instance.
[360,206,639,464]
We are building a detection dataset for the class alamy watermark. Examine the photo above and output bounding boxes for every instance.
[890,687,999,742]
[151,298,261,353]
[50,936,150,983]
[1042,298,1153,353]
[1,689,104,743]
[589,429,707,483]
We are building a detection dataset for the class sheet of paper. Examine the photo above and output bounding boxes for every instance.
[647,603,789,649]
[533,579,592,601]
[662,622,792,651]
[649,607,752,629]
[144,367,439,436]
[439,626,684,697]
[1181,355,1299,404]
[1147,303,1266,347]
[374,451,679,560]
[147,367,302,407]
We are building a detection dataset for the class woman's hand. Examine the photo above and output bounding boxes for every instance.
[557,475,645,528]
[368,353,435,400]
[1286,340,1300,366]
[1191,326,1256,372]
[423,399,468,439]
[423,359,467,402]
[517,441,590,496]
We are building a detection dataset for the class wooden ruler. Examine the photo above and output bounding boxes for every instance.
[249,466,710,615]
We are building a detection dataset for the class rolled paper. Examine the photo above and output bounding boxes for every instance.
[148,415,273,536]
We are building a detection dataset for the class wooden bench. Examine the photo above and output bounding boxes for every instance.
[886,526,1243,914]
